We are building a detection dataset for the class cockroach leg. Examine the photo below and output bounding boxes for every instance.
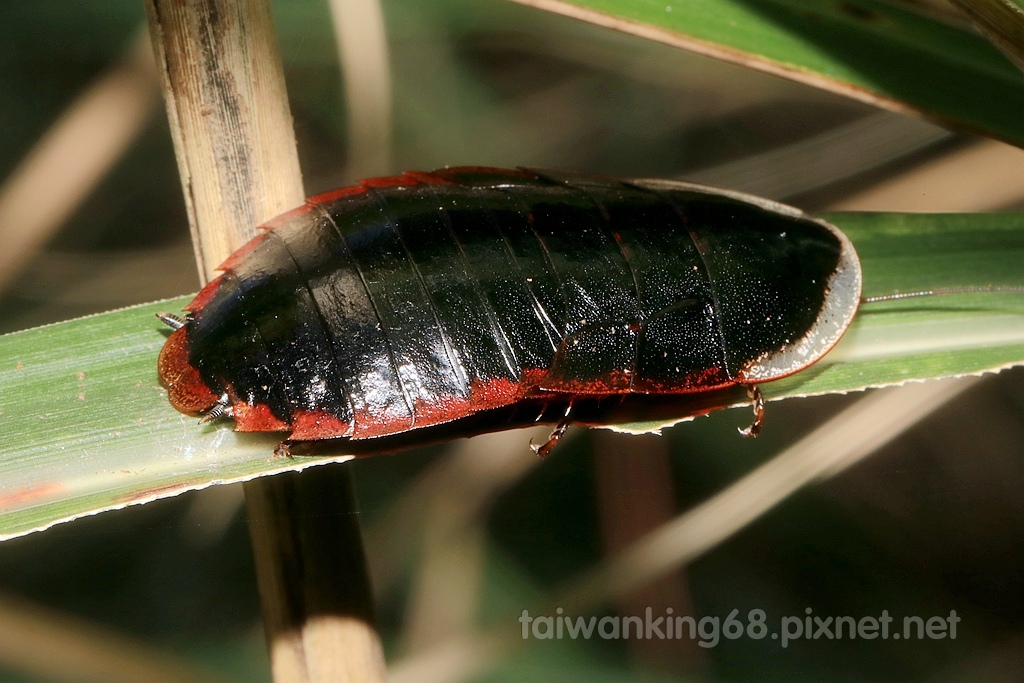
[530,402,573,458]
[156,312,186,330]
[738,384,764,438]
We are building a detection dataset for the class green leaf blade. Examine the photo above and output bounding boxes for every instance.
[0,212,1022,540]
[0,300,351,540]
[510,0,1024,146]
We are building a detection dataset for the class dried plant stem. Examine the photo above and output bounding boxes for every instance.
[144,1,385,681]
[144,0,303,270]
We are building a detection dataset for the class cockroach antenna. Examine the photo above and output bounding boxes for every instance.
[862,285,1024,305]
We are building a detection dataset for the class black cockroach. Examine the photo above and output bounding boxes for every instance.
[157,167,863,455]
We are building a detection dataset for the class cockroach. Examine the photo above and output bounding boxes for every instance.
[157,167,863,456]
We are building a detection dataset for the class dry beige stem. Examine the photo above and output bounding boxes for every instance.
[145,0,304,274]
[145,2,385,681]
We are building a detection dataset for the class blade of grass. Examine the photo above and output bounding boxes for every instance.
[0,212,1021,541]
[0,297,339,540]
[506,0,1024,147]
